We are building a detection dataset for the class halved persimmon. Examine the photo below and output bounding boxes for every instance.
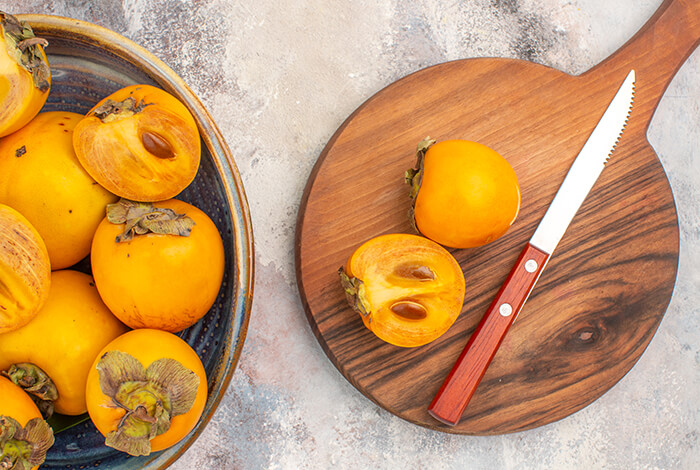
[0,11,51,138]
[339,233,465,347]
[0,203,51,334]
[73,84,201,202]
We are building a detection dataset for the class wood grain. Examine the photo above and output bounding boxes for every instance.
[296,0,699,434]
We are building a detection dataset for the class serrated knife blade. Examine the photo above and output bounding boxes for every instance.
[428,69,636,426]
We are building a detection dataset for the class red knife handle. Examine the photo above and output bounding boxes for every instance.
[428,243,550,426]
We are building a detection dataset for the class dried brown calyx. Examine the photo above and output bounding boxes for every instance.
[2,364,58,419]
[0,11,50,92]
[96,350,200,456]
[0,414,54,470]
[404,137,436,230]
[338,268,370,319]
[91,97,150,123]
[107,199,196,243]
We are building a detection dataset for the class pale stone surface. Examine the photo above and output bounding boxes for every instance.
[3,0,698,468]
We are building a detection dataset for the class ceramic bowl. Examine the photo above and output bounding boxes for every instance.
[15,14,254,469]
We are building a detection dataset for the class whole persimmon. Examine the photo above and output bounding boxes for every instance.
[0,203,51,334]
[339,233,465,347]
[0,270,128,416]
[0,11,50,138]
[0,111,118,270]
[90,198,224,332]
[85,329,207,456]
[0,376,54,469]
[406,138,520,248]
[73,84,201,202]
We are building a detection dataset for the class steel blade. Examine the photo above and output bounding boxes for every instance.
[529,69,636,254]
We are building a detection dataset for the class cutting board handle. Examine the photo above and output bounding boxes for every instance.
[583,0,700,130]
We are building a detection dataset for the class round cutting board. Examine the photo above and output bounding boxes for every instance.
[296,0,698,434]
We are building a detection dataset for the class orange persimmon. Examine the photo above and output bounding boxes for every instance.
[85,329,207,456]
[339,233,465,347]
[0,111,118,270]
[73,84,201,201]
[90,198,224,332]
[406,138,520,248]
[0,270,128,416]
[0,376,54,470]
[0,11,50,138]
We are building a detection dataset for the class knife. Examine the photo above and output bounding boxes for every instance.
[428,69,636,426]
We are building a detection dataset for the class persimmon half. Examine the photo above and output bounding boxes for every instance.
[0,11,51,138]
[0,203,51,334]
[339,233,465,347]
[85,329,207,456]
[0,376,54,470]
[406,138,520,249]
[90,198,224,333]
[73,84,201,202]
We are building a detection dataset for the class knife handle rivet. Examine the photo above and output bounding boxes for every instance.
[524,259,538,273]
[499,303,513,317]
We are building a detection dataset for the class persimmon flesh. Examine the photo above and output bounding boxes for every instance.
[340,233,465,347]
[0,203,50,334]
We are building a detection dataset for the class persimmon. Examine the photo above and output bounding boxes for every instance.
[91,198,224,332]
[0,270,128,416]
[85,329,207,456]
[406,138,520,248]
[73,84,201,201]
[339,233,465,347]
[0,203,50,334]
[0,111,118,270]
[0,376,54,470]
[0,11,50,138]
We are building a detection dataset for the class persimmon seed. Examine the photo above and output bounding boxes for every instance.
[141,131,175,159]
[394,264,436,281]
[390,301,428,320]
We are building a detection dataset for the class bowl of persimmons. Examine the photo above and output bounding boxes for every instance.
[0,11,253,469]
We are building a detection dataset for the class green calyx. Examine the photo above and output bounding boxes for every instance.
[96,350,200,457]
[91,97,150,123]
[404,136,436,231]
[2,364,58,419]
[0,415,54,470]
[338,268,370,319]
[0,11,50,92]
[107,199,196,243]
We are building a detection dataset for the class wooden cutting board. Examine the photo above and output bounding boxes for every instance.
[296,0,699,434]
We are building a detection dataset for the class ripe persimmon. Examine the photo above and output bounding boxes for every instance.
[0,270,128,416]
[406,138,520,248]
[0,376,54,469]
[90,198,224,332]
[0,111,118,270]
[85,329,207,456]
